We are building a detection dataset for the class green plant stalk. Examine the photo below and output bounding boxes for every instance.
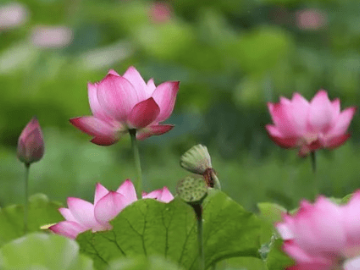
[310,151,317,199]
[209,172,219,270]
[193,204,205,270]
[24,163,30,234]
[310,151,316,174]
[129,130,143,199]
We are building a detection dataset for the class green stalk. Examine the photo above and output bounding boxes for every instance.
[24,163,30,234]
[310,151,318,199]
[194,204,205,270]
[310,151,316,174]
[210,172,219,270]
[129,130,143,199]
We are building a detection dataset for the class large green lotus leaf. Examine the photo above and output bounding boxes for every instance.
[257,203,286,224]
[266,239,294,270]
[217,257,267,270]
[0,193,63,247]
[77,190,263,270]
[257,202,287,245]
[108,256,184,270]
[0,232,94,270]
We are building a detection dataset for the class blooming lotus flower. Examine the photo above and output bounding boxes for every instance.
[277,191,360,270]
[17,117,44,165]
[266,90,356,156]
[49,180,174,239]
[70,67,179,145]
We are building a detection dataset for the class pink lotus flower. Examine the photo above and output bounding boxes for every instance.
[296,9,327,30]
[0,3,28,31]
[70,67,179,145]
[149,2,172,23]
[266,90,356,156]
[49,179,174,239]
[277,191,360,270]
[17,117,44,165]
[31,25,73,48]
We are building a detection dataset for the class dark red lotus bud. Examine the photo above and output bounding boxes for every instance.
[17,117,44,165]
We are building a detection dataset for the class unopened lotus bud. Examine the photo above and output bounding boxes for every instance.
[180,144,212,175]
[17,117,44,165]
[176,175,208,205]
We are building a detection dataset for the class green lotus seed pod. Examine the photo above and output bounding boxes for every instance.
[176,175,208,205]
[180,144,212,174]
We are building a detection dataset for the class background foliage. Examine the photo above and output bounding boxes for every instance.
[1,0,360,238]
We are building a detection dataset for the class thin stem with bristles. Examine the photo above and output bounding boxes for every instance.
[193,204,205,270]
[24,163,30,234]
[310,151,316,174]
[310,151,318,199]
[129,129,143,199]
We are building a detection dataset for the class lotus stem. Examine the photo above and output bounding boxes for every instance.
[194,204,205,270]
[129,130,143,199]
[310,151,318,199]
[310,151,316,174]
[24,163,30,234]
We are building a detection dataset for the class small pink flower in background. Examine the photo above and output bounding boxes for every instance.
[0,2,28,31]
[50,180,174,239]
[17,117,44,165]
[296,9,327,30]
[149,2,172,23]
[277,191,360,270]
[70,66,179,145]
[30,26,73,48]
[266,90,356,156]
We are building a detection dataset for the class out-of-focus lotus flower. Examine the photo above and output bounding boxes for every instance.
[30,26,73,48]
[17,117,44,165]
[142,186,173,202]
[149,2,172,23]
[70,66,179,145]
[296,9,327,30]
[0,2,28,31]
[266,90,356,156]
[277,191,360,270]
[50,179,174,239]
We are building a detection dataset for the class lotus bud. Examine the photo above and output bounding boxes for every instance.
[17,117,44,166]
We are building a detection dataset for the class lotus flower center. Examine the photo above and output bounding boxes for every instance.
[303,134,318,145]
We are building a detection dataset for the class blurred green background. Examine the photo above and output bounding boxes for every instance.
[1,0,360,212]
